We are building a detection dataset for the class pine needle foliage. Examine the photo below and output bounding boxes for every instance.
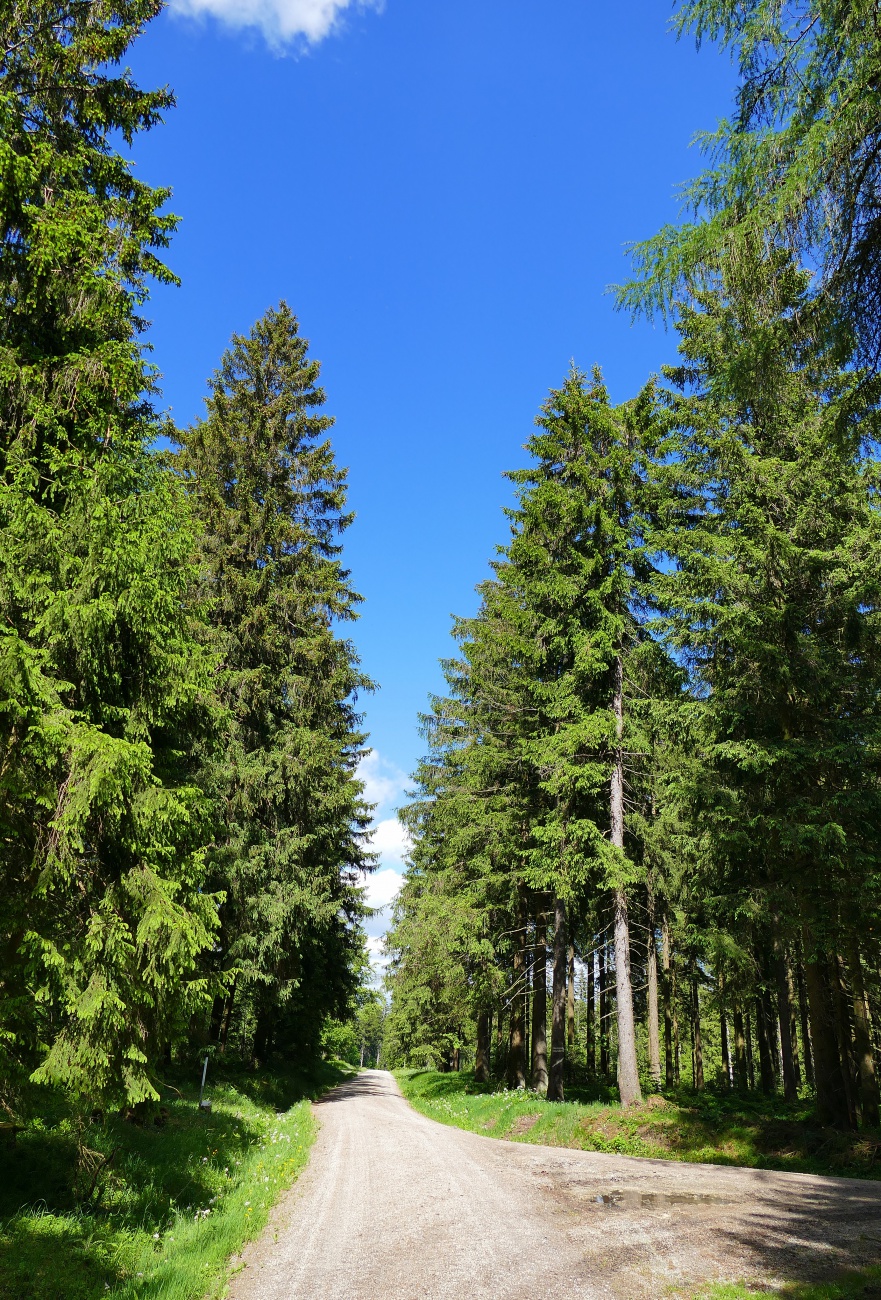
[0,0,217,1108]
[174,304,374,1062]
[618,0,881,365]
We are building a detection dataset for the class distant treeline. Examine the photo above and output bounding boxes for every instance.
[0,2,373,1114]
[384,0,881,1130]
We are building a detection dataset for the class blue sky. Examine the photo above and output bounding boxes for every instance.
[128,0,733,958]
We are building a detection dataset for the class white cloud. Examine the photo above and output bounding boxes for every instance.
[369,817,411,865]
[168,0,381,48]
[354,751,411,959]
[362,866,403,911]
[365,934,390,979]
[357,750,409,817]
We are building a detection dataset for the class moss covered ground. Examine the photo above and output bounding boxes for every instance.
[0,1060,353,1300]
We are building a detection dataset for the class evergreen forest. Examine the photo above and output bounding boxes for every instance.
[2,0,881,1296]
[0,1,375,1116]
[383,0,881,1139]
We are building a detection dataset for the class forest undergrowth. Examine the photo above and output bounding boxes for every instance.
[0,1060,353,1300]
[397,1071,881,1181]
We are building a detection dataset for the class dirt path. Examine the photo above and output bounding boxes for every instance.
[227,1070,881,1299]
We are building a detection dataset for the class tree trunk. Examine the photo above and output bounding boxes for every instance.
[745,1009,755,1089]
[531,917,548,1093]
[586,950,596,1077]
[566,944,576,1056]
[774,941,798,1101]
[831,953,859,1128]
[755,992,775,1094]
[662,911,675,1089]
[786,957,802,1089]
[796,954,814,1087]
[599,942,610,1078]
[524,947,531,1075]
[507,932,527,1089]
[690,957,704,1091]
[718,972,731,1088]
[680,961,686,1081]
[475,1010,491,1084]
[610,653,642,1107]
[763,982,781,1088]
[733,1008,748,1089]
[847,938,879,1127]
[801,931,851,1128]
[612,888,642,1107]
[547,896,568,1101]
[647,893,662,1091]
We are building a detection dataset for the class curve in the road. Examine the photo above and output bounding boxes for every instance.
[227,1069,881,1300]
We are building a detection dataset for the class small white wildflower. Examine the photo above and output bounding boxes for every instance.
[153,1232,160,1240]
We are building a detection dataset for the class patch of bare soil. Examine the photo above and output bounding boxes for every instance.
[643,1094,670,1111]
[580,1109,621,1142]
[508,1114,540,1137]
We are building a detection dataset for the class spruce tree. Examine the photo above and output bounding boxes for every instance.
[0,0,216,1107]
[651,253,881,1126]
[498,367,650,1105]
[620,0,881,365]
[175,304,373,1062]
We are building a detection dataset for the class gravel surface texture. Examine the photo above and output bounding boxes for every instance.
[226,1069,881,1299]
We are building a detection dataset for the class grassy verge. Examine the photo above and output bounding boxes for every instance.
[0,1059,353,1300]
[691,1271,881,1298]
[396,1069,881,1180]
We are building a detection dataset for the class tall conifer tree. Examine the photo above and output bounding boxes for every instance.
[175,305,373,1061]
[651,254,881,1126]
[0,0,217,1106]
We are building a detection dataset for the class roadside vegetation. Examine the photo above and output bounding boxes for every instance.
[397,1070,881,1182]
[0,1061,353,1300]
[695,1275,881,1300]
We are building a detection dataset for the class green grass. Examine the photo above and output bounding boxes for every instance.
[690,1269,881,1298]
[0,1059,353,1300]
[396,1069,881,1180]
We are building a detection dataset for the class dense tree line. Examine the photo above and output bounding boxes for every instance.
[386,263,881,1128]
[385,0,881,1130]
[0,1,372,1114]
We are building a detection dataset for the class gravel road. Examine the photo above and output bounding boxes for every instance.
[227,1070,881,1299]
